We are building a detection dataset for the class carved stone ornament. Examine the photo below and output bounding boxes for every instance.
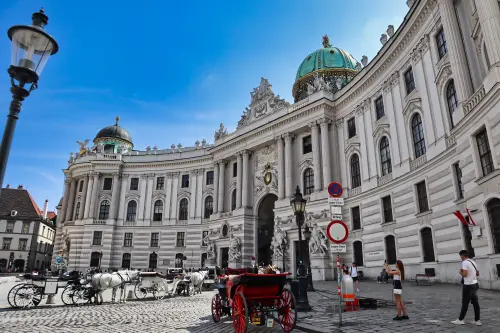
[270,225,287,257]
[274,215,294,226]
[214,123,228,141]
[361,55,368,67]
[204,237,216,260]
[228,234,242,261]
[306,72,336,97]
[305,209,329,221]
[76,139,90,157]
[308,224,329,255]
[380,34,388,46]
[387,25,395,37]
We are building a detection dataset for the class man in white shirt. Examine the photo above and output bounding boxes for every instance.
[349,262,360,292]
[452,250,481,326]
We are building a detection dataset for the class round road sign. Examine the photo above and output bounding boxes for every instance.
[328,182,343,198]
[326,220,349,244]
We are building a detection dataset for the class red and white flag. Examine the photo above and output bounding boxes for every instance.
[466,208,477,226]
[453,210,477,226]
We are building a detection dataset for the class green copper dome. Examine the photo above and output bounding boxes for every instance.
[295,47,358,81]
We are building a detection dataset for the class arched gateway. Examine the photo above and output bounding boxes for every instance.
[257,194,278,266]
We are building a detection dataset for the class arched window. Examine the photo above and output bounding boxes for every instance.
[411,114,426,158]
[446,80,458,128]
[126,201,137,222]
[487,198,500,254]
[90,251,101,268]
[122,253,131,269]
[149,252,158,270]
[201,253,208,268]
[99,200,110,220]
[379,137,392,176]
[303,168,314,195]
[353,241,364,266]
[385,235,397,265]
[231,190,237,211]
[204,196,213,219]
[74,202,80,220]
[153,200,163,221]
[420,227,436,262]
[350,154,361,188]
[179,198,188,221]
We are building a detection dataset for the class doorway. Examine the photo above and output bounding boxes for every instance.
[221,247,229,269]
[257,194,278,266]
[294,240,310,276]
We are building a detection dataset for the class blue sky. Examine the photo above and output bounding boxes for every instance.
[0,0,408,211]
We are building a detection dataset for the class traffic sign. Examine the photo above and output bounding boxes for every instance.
[326,220,349,244]
[330,206,342,215]
[330,244,347,253]
[328,197,344,205]
[328,182,343,198]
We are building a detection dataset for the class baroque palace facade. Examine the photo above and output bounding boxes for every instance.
[55,0,500,288]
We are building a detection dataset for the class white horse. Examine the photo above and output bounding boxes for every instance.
[189,270,209,294]
[91,270,140,304]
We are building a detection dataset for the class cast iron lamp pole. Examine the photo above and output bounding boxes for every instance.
[303,225,315,291]
[290,186,311,311]
[0,8,58,189]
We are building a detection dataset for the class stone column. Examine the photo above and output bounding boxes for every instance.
[283,134,294,197]
[356,108,370,182]
[213,163,219,214]
[276,136,285,200]
[242,151,250,208]
[171,173,180,220]
[438,0,474,102]
[65,179,77,222]
[336,120,347,184]
[117,174,129,221]
[88,172,100,219]
[59,179,71,223]
[78,175,89,220]
[236,153,243,209]
[476,0,500,67]
[165,173,173,219]
[138,174,147,220]
[383,83,402,166]
[144,174,155,221]
[310,121,322,191]
[218,161,226,212]
[319,118,332,188]
[189,171,197,219]
[196,169,204,218]
[109,173,121,220]
[83,175,94,219]
[391,73,410,163]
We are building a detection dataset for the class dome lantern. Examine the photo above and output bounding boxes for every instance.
[94,116,133,154]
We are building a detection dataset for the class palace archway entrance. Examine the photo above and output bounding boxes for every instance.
[257,194,278,266]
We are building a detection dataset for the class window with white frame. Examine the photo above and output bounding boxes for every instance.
[92,231,103,246]
[476,128,494,177]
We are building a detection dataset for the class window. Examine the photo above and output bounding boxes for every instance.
[436,28,447,59]
[22,222,29,233]
[153,200,163,221]
[454,163,464,199]
[302,135,312,154]
[99,200,110,220]
[350,154,361,188]
[6,221,14,233]
[18,239,28,251]
[382,196,393,223]
[202,231,209,246]
[420,227,436,262]
[78,180,84,192]
[351,206,361,230]
[74,202,80,220]
[122,253,131,269]
[92,231,103,246]
[411,114,426,158]
[156,177,165,190]
[404,67,415,94]
[42,226,45,236]
[179,199,188,220]
[416,181,429,213]
[2,238,12,250]
[175,253,184,268]
[176,232,185,247]
[103,177,112,190]
[201,253,207,268]
[206,171,214,185]
[204,196,213,219]
[231,190,237,211]
[233,162,238,177]
[347,118,356,138]
[446,81,458,127]
[130,178,139,190]
[379,137,392,176]
[149,252,158,270]
[385,235,397,265]
[181,175,189,188]
[375,96,385,120]
[123,233,133,247]
[303,168,314,195]
[476,129,494,176]
[150,232,159,247]
[126,201,137,222]
[353,241,364,266]
[90,252,101,267]
[487,198,500,254]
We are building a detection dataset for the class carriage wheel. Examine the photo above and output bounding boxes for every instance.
[7,284,25,308]
[211,294,223,322]
[134,283,148,299]
[72,288,89,306]
[231,292,248,333]
[278,289,297,332]
[153,283,167,300]
[14,285,42,308]
[61,285,76,305]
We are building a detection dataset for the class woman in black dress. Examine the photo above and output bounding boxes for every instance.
[385,260,409,320]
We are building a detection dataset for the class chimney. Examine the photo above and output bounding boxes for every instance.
[17,185,23,190]
[43,199,48,219]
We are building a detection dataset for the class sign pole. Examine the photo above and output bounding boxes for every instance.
[337,254,342,326]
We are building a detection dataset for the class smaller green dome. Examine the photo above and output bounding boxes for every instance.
[295,47,358,81]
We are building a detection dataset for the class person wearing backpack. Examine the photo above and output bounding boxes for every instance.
[452,250,481,326]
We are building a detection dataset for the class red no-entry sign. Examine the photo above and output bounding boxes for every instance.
[326,220,349,244]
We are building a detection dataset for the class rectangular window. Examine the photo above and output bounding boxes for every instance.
[347,118,356,138]
[181,175,190,188]
[202,231,209,246]
[476,129,495,177]
[123,233,133,247]
[130,178,139,190]
[156,177,165,190]
[103,177,113,190]
[6,221,14,233]
[302,135,312,154]
[436,28,448,59]
[2,238,12,250]
[416,181,429,213]
[454,163,464,199]
[404,67,415,94]
[233,163,237,177]
[375,96,385,120]
[22,222,30,233]
[78,180,84,192]
[351,206,361,230]
[206,171,214,185]
[382,196,393,223]
[176,232,185,247]
[150,232,159,247]
[18,238,28,251]
[92,231,103,246]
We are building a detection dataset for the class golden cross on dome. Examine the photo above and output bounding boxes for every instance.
[115,116,120,125]
[322,34,332,48]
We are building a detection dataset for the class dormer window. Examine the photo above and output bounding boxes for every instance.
[104,144,114,153]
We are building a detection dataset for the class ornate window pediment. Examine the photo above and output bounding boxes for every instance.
[299,158,313,172]
[153,191,166,201]
[344,140,360,155]
[178,189,191,198]
[372,119,390,140]
[98,193,111,202]
[435,64,452,95]
[402,98,422,118]
[125,192,140,201]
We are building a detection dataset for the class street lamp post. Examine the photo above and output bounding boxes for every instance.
[290,186,311,311]
[0,8,58,189]
[303,225,315,291]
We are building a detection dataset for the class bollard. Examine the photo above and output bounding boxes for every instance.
[127,290,134,299]
[46,294,56,304]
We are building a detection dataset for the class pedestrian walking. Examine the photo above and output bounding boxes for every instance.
[385,260,409,320]
[349,262,360,292]
[452,250,481,326]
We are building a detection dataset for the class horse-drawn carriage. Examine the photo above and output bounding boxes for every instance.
[134,271,196,299]
[211,268,297,333]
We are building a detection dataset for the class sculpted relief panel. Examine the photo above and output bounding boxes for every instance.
[254,145,278,197]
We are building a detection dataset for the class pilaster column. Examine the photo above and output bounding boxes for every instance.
[83,175,94,219]
[144,174,155,221]
[476,0,500,67]
[59,179,71,223]
[319,118,332,188]
[109,173,121,220]
[117,174,129,221]
[213,163,219,214]
[78,175,89,220]
[309,121,322,191]
[242,151,250,207]
[438,0,474,101]
[65,179,77,221]
[171,173,180,220]
[88,172,100,219]
[165,173,173,219]
[283,134,294,197]
[189,171,197,219]
[383,83,401,166]
[236,153,243,209]
[356,108,370,182]
[218,161,226,212]
[276,136,285,199]
[196,169,204,218]
[138,174,147,220]
[335,120,347,185]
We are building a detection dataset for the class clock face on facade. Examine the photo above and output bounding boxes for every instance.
[264,172,272,185]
